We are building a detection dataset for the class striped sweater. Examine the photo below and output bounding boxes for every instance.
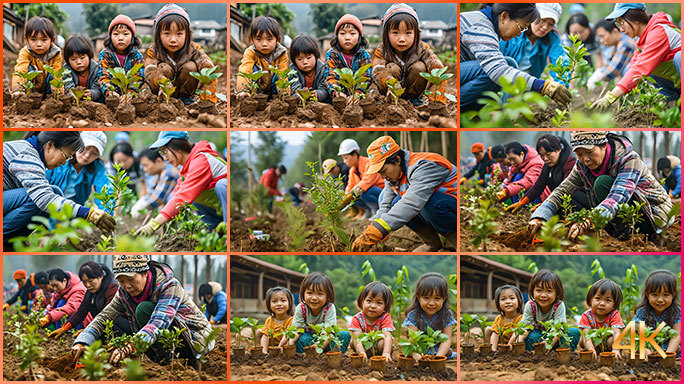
[3,138,88,218]
[460,6,544,93]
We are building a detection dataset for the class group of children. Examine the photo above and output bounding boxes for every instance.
[252,271,456,361]
[484,268,681,358]
[235,3,448,107]
[11,4,218,106]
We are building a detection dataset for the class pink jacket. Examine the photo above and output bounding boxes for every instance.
[46,271,87,324]
[503,145,547,199]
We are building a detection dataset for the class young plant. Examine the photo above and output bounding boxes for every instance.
[130,333,151,360]
[551,108,569,127]
[623,75,668,125]
[584,326,613,352]
[97,235,114,252]
[503,323,534,343]
[385,78,405,106]
[44,65,70,99]
[653,99,681,128]
[537,215,570,251]
[109,334,133,350]
[94,162,134,216]
[167,202,209,236]
[106,63,144,102]
[71,86,91,108]
[276,325,304,345]
[617,201,646,246]
[12,70,41,99]
[565,208,590,226]
[157,326,185,360]
[80,340,111,380]
[313,325,344,353]
[473,315,493,344]
[419,67,457,102]
[547,34,589,89]
[460,313,478,345]
[467,199,500,251]
[424,326,450,353]
[543,320,574,350]
[230,317,251,348]
[9,203,93,252]
[357,330,385,356]
[274,201,314,251]
[123,358,146,380]
[305,161,352,251]
[652,324,678,350]
[244,318,260,349]
[189,66,226,102]
[268,65,298,101]
[194,328,219,373]
[157,78,176,104]
[193,222,228,252]
[398,329,428,358]
[237,70,267,98]
[559,194,574,218]
[390,265,412,335]
[295,88,317,109]
[333,63,372,102]
[14,323,44,379]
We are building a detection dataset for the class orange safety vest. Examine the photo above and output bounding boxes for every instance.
[390,152,458,199]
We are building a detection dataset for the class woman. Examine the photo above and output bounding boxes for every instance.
[46,131,111,211]
[352,136,458,252]
[131,148,180,219]
[460,3,571,111]
[490,144,511,181]
[500,3,566,79]
[591,3,681,110]
[39,269,87,329]
[199,282,227,324]
[71,256,214,365]
[108,141,144,196]
[3,131,115,241]
[134,131,227,236]
[587,19,637,90]
[562,13,602,68]
[32,271,54,311]
[495,142,545,203]
[528,131,673,243]
[48,262,131,339]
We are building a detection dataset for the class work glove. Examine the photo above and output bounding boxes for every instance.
[340,193,355,209]
[86,207,116,233]
[134,219,162,237]
[496,190,508,201]
[478,179,485,185]
[505,196,531,213]
[39,315,51,327]
[352,223,388,252]
[541,80,572,105]
[48,322,72,339]
[459,177,467,185]
[589,91,618,111]
[110,344,134,364]
[3,303,9,311]
[20,305,27,311]
[568,219,592,241]
[210,320,216,325]
[72,329,84,338]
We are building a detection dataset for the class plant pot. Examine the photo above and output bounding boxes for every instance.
[628,355,645,367]
[332,96,346,113]
[397,354,414,371]
[350,353,364,368]
[418,355,430,368]
[250,347,264,358]
[556,348,571,364]
[326,351,342,368]
[427,355,446,373]
[512,342,525,355]
[533,342,546,356]
[461,343,475,355]
[359,98,377,119]
[578,350,593,364]
[660,352,676,368]
[497,344,510,355]
[649,353,662,365]
[268,346,281,357]
[369,355,386,372]
[480,343,493,355]
[232,346,246,358]
[304,345,317,358]
[599,351,615,367]
[255,94,269,111]
[282,345,296,358]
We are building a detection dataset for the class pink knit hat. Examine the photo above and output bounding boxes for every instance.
[108,14,136,36]
[335,14,363,35]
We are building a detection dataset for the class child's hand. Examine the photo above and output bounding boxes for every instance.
[262,346,268,354]
[287,338,295,346]
[237,92,249,99]
[84,90,92,98]
[612,349,622,360]
[382,352,392,362]
[411,352,421,362]
[11,91,25,99]
[360,352,368,363]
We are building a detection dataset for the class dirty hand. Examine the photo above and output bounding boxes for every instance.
[48,325,70,339]
[2,303,9,311]
[11,91,25,99]
[459,177,467,185]
[351,224,387,252]
[39,316,51,327]
[541,80,572,105]
[134,218,162,237]
[613,349,623,360]
[340,193,355,209]
[527,218,544,239]
[71,344,87,362]
[496,190,507,201]
[383,352,393,362]
[589,91,618,111]
[352,186,364,196]
[110,344,134,364]
[86,207,116,233]
[567,219,591,241]
[505,196,530,213]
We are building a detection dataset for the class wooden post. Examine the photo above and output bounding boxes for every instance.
[487,271,493,311]
[258,272,265,303]
[205,255,211,282]
[441,131,448,158]
[193,255,199,302]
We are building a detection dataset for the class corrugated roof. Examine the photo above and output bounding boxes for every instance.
[231,255,306,278]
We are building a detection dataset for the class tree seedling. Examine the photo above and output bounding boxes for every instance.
[109,334,133,350]
[237,70,267,98]
[44,65,70,99]
[80,340,111,380]
[167,202,208,236]
[617,201,646,246]
[653,98,681,128]
[157,78,176,104]
[584,326,613,353]
[71,86,91,107]
[385,78,405,106]
[473,315,493,344]
[419,67,457,102]
[542,320,574,350]
[123,358,146,380]
[130,333,151,360]
[194,327,219,373]
[503,323,534,344]
[106,63,143,103]
[230,317,251,349]
[94,162,133,219]
[399,329,428,359]
[12,70,41,99]
[460,313,478,346]
[295,88,316,109]
[537,215,570,251]
[189,66,226,102]
[333,63,372,102]
[423,326,450,354]
[268,65,298,101]
[305,161,352,251]
[14,323,44,379]
[560,194,574,218]
[276,325,304,344]
[9,203,92,252]
[274,201,314,251]
[312,325,344,353]
[547,34,589,89]
[97,234,114,252]
[243,318,260,349]
[158,326,185,361]
[467,200,500,251]
[193,222,228,252]
[551,108,569,127]
[357,330,385,356]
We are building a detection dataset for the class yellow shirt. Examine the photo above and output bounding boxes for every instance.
[491,314,523,343]
[260,316,294,342]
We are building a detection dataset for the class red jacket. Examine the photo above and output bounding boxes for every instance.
[503,145,546,199]
[346,156,385,194]
[260,167,282,196]
[46,271,87,324]
[160,141,227,220]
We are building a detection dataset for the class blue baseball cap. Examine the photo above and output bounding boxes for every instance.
[114,132,130,142]
[606,3,646,20]
[150,131,190,150]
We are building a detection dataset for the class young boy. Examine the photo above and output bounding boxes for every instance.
[236,16,288,98]
[11,16,63,97]
[63,35,104,103]
[289,35,330,103]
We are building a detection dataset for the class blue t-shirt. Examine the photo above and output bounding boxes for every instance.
[402,309,457,332]
[633,306,681,351]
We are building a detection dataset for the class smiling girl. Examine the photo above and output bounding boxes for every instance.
[633,269,681,354]
[98,14,144,100]
[579,279,624,359]
[256,287,294,354]
[324,14,372,100]
[486,285,524,352]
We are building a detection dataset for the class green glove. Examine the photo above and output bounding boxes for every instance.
[589,92,618,111]
[133,219,162,237]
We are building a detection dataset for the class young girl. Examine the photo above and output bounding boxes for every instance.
[289,35,330,103]
[286,272,351,353]
[486,285,523,352]
[632,269,681,354]
[145,4,218,105]
[402,273,456,359]
[324,14,372,99]
[579,278,624,359]
[350,282,394,362]
[98,14,144,99]
[236,16,289,98]
[256,287,294,354]
[521,269,580,351]
[63,35,104,103]
[11,16,62,98]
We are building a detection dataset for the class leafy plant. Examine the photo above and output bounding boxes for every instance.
[399,329,427,356]
[617,201,646,246]
[167,202,208,236]
[71,86,90,107]
[109,334,133,350]
[560,194,574,218]
[295,88,316,109]
[551,108,569,127]
[565,208,590,226]
[190,66,226,102]
[268,65,298,101]
[237,70,267,98]
[123,358,146,380]
[542,320,575,350]
[424,326,450,352]
[390,265,412,335]
[157,326,185,360]
[473,315,492,343]
[547,34,589,89]
[10,203,93,252]
[419,67,457,102]
[385,78,405,106]
[275,201,314,251]
[502,323,533,342]
[537,215,570,251]
[243,318,260,348]
[653,98,681,128]
[653,324,678,348]
[12,70,41,99]
[193,222,228,252]
[276,325,304,344]
[467,199,500,251]
[248,183,271,215]
[230,317,252,348]
[157,78,176,104]
[94,162,134,217]
[194,328,219,373]
[14,323,44,379]
[460,313,478,345]
[357,330,385,356]
[97,235,114,252]
[312,324,343,353]
[106,63,143,102]
[332,63,372,102]
[584,326,613,352]
[80,340,111,380]
[44,65,70,99]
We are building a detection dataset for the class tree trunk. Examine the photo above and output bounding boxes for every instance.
[441,131,448,158]
[318,141,323,175]
[193,255,199,303]
[651,131,658,175]
[247,131,254,192]
[639,131,645,156]
[663,131,671,156]
[205,255,211,282]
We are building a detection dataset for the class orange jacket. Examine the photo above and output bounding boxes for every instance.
[346,156,385,194]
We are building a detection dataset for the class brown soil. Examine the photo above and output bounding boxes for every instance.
[3,325,227,381]
[461,349,680,381]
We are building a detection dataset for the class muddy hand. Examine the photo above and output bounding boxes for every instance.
[527,219,543,240]
[71,344,86,363]
[567,220,591,241]
[110,344,133,364]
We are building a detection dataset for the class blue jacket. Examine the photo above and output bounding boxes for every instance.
[204,289,227,322]
[500,31,566,80]
[46,160,110,210]
[664,164,681,197]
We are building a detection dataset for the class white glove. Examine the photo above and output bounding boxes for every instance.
[587,70,603,92]
[130,199,147,219]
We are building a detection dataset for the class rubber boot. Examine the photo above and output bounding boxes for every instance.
[411,226,443,252]
[443,231,458,249]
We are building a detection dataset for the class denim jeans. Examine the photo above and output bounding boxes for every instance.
[525,327,580,351]
[460,56,518,112]
[359,186,382,215]
[193,178,227,229]
[651,75,680,101]
[383,191,458,234]
[3,185,63,239]
[296,330,351,354]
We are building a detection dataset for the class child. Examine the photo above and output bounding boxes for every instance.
[372,4,444,106]
[579,278,624,359]
[521,269,580,351]
[98,14,144,100]
[236,16,288,98]
[11,16,62,97]
[145,4,218,105]
[403,273,456,359]
[350,282,394,362]
[62,35,104,103]
[632,269,681,355]
[324,14,372,100]
[255,287,294,354]
[486,285,523,352]
[286,272,351,353]
[289,35,330,103]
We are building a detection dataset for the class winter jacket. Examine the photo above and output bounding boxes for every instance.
[63,59,104,103]
[97,47,145,96]
[289,59,330,103]
[66,265,118,329]
[32,289,52,311]
[259,167,282,196]
[502,145,546,199]
[617,12,681,93]
[500,30,565,79]
[159,141,227,221]
[374,150,458,231]
[203,281,227,322]
[235,43,289,92]
[75,262,213,355]
[46,271,87,324]
[11,44,63,91]
[463,147,498,181]
[325,46,373,97]
[372,41,443,88]
[46,159,110,210]
[525,138,576,203]
[346,155,385,194]
[532,134,673,231]
[661,155,681,198]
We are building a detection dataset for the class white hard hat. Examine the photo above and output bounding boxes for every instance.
[338,139,360,156]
